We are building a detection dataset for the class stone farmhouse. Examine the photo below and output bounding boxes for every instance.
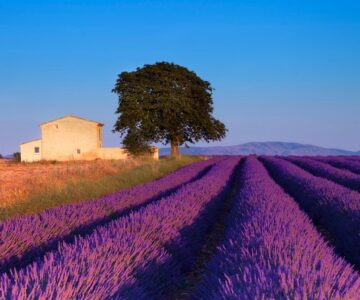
[20,115,158,162]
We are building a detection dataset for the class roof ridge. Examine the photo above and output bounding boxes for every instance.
[20,138,41,145]
[40,115,104,127]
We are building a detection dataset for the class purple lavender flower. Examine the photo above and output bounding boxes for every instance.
[261,156,360,268]
[0,157,240,299]
[312,156,360,175]
[285,156,360,192]
[194,156,360,299]
[0,157,220,273]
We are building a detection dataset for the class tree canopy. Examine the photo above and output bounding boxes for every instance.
[112,62,227,156]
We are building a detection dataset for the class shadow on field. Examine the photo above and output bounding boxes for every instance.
[114,159,243,299]
[1,165,214,275]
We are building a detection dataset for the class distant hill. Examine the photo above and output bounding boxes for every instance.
[159,142,360,156]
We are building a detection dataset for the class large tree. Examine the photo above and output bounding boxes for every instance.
[112,62,227,156]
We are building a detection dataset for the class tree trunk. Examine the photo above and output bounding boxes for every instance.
[171,139,180,157]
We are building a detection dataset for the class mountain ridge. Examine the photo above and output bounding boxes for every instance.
[159,142,360,156]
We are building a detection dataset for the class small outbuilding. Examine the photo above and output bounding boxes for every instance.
[20,115,158,162]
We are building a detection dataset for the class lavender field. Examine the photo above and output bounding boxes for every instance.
[2,155,360,299]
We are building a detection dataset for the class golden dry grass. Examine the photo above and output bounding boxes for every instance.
[0,156,202,220]
[0,159,142,208]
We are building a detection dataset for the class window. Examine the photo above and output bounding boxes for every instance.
[34,147,40,154]
[77,149,81,154]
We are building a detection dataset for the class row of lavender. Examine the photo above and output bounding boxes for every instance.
[284,156,360,193]
[194,157,360,299]
[342,156,360,162]
[0,157,240,299]
[0,157,221,273]
[261,156,360,269]
[0,158,358,299]
[313,156,360,175]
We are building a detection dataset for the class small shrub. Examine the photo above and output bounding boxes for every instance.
[13,152,21,162]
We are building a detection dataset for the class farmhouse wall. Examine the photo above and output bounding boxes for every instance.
[20,139,42,162]
[40,117,102,161]
[20,115,159,162]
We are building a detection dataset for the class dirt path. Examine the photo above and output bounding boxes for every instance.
[167,160,242,299]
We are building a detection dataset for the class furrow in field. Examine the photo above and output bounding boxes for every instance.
[0,157,221,274]
[311,156,360,175]
[193,156,360,299]
[346,156,360,161]
[168,159,243,299]
[340,156,360,162]
[285,156,360,193]
[0,157,240,299]
[261,156,360,269]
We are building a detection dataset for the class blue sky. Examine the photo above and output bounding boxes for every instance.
[1,0,359,154]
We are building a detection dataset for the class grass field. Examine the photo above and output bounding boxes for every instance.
[0,155,202,220]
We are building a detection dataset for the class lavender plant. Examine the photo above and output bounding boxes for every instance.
[261,156,360,268]
[0,157,220,273]
[286,156,360,192]
[0,157,240,299]
[194,156,360,299]
[312,156,360,175]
